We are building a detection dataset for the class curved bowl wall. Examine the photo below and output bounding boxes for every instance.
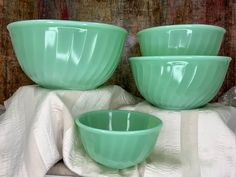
[130,56,231,110]
[75,110,163,169]
[138,24,225,56]
[7,20,127,90]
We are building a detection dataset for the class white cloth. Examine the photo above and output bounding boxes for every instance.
[0,85,235,177]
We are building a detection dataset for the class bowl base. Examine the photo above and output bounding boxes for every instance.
[152,104,208,111]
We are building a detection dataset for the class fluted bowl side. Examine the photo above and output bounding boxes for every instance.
[75,110,163,169]
[129,56,231,110]
[7,20,127,90]
[138,24,225,56]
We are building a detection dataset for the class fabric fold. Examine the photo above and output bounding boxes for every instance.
[0,85,235,177]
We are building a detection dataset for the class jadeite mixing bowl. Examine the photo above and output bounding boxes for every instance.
[75,110,163,169]
[130,56,231,110]
[7,20,127,90]
[138,24,225,56]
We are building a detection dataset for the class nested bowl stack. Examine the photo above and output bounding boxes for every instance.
[131,24,230,110]
[7,20,127,90]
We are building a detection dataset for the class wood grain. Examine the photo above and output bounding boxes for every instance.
[0,0,235,103]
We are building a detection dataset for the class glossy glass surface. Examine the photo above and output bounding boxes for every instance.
[130,56,231,110]
[138,24,225,56]
[75,110,162,169]
[7,20,127,90]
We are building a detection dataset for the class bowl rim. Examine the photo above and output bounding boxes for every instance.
[7,19,127,33]
[137,24,226,36]
[129,56,231,62]
[75,109,163,135]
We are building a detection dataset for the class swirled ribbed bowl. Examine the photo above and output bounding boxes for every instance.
[130,56,231,110]
[138,24,225,56]
[7,20,127,90]
[75,110,162,169]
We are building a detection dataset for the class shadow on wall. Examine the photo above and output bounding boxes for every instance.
[107,33,142,97]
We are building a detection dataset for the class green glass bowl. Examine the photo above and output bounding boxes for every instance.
[7,20,127,90]
[130,56,231,110]
[75,110,162,169]
[138,24,225,56]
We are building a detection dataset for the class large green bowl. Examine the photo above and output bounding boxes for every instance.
[138,24,225,56]
[7,20,127,90]
[75,110,162,169]
[130,56,231,110]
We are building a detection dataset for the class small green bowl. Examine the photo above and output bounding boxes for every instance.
[138,24,225,56]
[129,56,231,110]
[7,20,127,90]
[75,110,162,169]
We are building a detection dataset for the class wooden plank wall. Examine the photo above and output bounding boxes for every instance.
[0,0,235,103]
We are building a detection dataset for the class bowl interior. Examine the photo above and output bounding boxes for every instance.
[76,110,162,132]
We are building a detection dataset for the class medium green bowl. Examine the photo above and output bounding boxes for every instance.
[138,24,225,56]
[75,110,162,169]
[7,20,127,90]
[130,56,231,110]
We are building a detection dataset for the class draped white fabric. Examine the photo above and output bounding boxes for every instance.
[0,85,235,177]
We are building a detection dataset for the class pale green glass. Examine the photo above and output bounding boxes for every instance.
[138,24,225,56]
[7,20,127,90]
[75,110,163,169]
[129,56,231,110]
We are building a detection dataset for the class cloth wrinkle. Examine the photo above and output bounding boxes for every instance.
[0,85,235,177]
[180,110,201,177]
